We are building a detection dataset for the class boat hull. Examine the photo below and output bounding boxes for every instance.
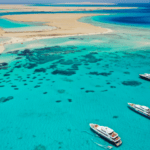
[128,105,150,119]
[139,75,150,81]
[90,128,121,147]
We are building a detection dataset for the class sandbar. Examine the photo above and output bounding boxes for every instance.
[57,2,114,5]
[0,5,137,13]
[0,13,112,53]
[1,13,110,38]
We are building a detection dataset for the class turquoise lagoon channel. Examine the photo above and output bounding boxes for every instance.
[0,18,55,32]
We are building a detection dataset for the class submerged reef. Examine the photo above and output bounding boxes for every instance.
[58,90,65,93]
[34,145,46,150]
[0,96,13,103]
[113,116,118,118]
[122,81,142,86]
[56,100,61,103]
[82,53,102,63]
[0,62,8,70]
[52,70,76,76]
[85,90,95,93]
[89,72,112,76]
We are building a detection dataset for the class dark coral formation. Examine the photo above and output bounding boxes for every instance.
[0,96,13,103]
[68,99,72,102]
[52,70,76,76]
[57,59,73,65]
[24,63,37,69]
[122,81,142,86]
[82,53,102,63]
[71,64,81,70]
[110,86,116,88]
[34,85,40,88]
[0,62,8,70]
[124,72,130,74]
[56,100,61,103]
[34,144,46,150]
[58,90,65,93]
[34,68,46,73]
[0,85,5,87]
[113,116,118,118]
[89,72,112,76]
[101,90,108,92]
[85,90,95,93]
[4,74,10,76]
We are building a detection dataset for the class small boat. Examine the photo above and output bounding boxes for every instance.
[128,103,150,118]
[90,123,122,147]
[139,73,150,81]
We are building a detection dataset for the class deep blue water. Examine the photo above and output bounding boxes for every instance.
[0,3,150,150]
[91,3,150,28]
[28,3,149,8]
[0,3,150,28]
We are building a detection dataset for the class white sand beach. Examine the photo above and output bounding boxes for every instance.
[0,13,113,53]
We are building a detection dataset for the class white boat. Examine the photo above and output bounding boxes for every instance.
[139,73,150,81]
[89,123,122,147]
[128,103,150,118]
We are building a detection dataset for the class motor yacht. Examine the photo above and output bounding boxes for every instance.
[90,123,122,147]
[128,103,150,118]
[139,73,150,81]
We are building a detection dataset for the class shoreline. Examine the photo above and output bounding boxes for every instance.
[57,2,115,5]
[0,44,5,53]
[0,28,113,53]
[0,5,137,13]
[0,13,113,53]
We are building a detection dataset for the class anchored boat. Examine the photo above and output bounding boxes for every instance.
[128,103,150,118]
[139,73,150,81]
[90,123,122,147]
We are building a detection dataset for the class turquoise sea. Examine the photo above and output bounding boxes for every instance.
[0,3,150,150]
[0,18,55,32]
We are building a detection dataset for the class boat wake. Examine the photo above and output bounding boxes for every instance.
[82,131,113,149]
[91,139,113,149]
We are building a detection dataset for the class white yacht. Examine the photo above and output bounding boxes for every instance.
[128,103,150,118]
[90,123,122,147]
[139,73,150,81]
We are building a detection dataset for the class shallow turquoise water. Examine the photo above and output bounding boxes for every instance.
[0,18,33,28]
[0,18,55,32]
[0,4,150,150]
[1,28,150,150]
[0,9,15,11]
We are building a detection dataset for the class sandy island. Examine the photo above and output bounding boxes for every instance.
[0,5,137,13]
[0,13,113,53]
[57,2,114,5]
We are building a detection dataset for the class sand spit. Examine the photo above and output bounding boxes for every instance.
[0,5,137,13]
[0,44,5,53]
[0,28,5,35]
[57,2,115,5]
[0,29,112,54]
[1,14,109,38]
[0,14,113,53]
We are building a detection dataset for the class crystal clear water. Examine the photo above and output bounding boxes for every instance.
[0,18,55,32]
[0,4,150,150]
